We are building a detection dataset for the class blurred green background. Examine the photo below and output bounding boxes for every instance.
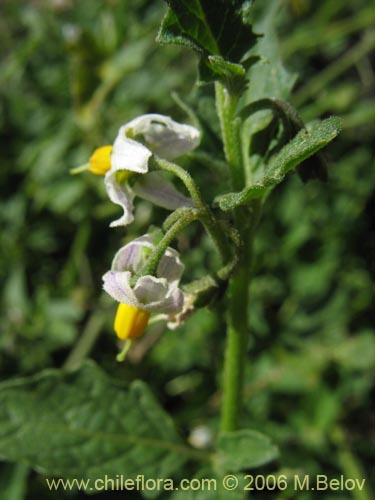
[0,0,374,498]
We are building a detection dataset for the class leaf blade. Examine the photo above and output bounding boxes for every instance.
[0,362,205,481]
[215,430,279,471]
[215,116,342,210]
[157,0,259,84]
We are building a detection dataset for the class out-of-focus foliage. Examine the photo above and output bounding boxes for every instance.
[0,0,373,498]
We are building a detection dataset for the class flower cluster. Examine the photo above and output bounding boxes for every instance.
[81,114,200,355]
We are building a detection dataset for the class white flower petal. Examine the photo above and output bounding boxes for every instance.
[111,127,152,174]
[124,114,200,160]
[111,235,154,273]
[145,287,184,315]
[133,172,194,211]
[157,248,185,286]
[133,275,169,306]
[104,172,135,227]
[102,271,139,307]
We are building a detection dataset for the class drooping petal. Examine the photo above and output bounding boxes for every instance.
[133,172,194,211]
[111,235,154,273]
[104,173,135,227]
[157,248,185,286]
[111,127,152,174]
[144,287,184,315]
[124,114,200,160]
[102,124,153,227]
[133,275,169,306]
[102,271,139,307]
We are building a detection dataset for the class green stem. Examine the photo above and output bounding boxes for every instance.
[220,262,250,431]
[219,206,260,431]
[139,207,198,278]
[215,81,253,432]
[152,157,231,262]
[216,222,242,281]
[215,81,244,191]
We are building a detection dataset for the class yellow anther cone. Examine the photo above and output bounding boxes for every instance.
[114,303,150,340]
[89,145,112,175]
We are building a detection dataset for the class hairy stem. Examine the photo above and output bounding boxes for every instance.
[221,264,250,431]
[152,156,231,262]
[215,82,245,191]
[215,80,254,432]
[139,207,198,278]
[220,203,261,431]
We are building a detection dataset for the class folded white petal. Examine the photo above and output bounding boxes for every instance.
[104,172,135,227]
[111,127,152,173]
[111,235,155,273]
[124,114,200,160]
[133,275,169,305]
[157,248,185,286]
[102,271,139,307]
[144,287,184,314]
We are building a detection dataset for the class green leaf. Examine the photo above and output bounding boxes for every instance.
[199,56,246,82]
[241,2,297,180]
[270,116,342,175]
[214,171,283,211]
[244,2,297,103]
[215,117,341,210]
[157,1,259,85]
[215,430,279,471]
[0,362,205,490]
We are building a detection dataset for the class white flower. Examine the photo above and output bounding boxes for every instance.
[105,114,200,227]
[103,235,185,340]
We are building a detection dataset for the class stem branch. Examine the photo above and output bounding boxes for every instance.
[152,157,231,262]
[139,207,198,278]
